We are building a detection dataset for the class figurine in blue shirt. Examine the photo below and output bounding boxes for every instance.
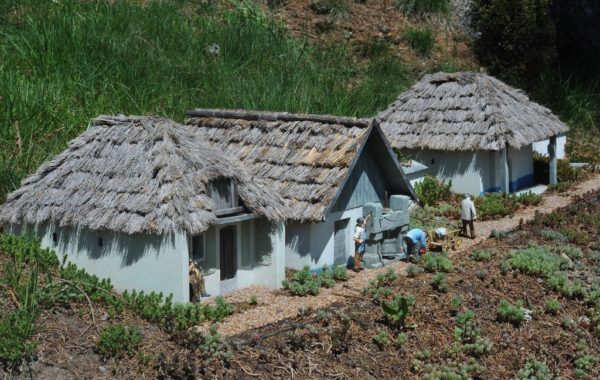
[404,228,427,257]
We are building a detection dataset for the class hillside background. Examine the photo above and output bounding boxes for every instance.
[0,0,598,202]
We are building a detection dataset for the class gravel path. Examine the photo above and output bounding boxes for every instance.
[206,174,600,337]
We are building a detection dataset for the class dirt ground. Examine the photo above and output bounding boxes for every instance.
[2,175,599,379]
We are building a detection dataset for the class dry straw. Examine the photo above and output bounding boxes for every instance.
[186,109,372,222]
[377,72,569,151]
[0,116,285,235]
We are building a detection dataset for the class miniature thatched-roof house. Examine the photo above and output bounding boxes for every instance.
[186,109,418,269]
[0,116,287,301]
[377,72,569,195]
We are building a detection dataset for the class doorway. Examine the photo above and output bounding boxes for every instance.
[220,226,237,281]
[333,218,350,265]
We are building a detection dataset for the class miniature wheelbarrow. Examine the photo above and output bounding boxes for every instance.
[427,227,462,254]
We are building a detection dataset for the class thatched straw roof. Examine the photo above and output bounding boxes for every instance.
[0,116,285,235]
[377,72,569,151]
[186,109,417,222]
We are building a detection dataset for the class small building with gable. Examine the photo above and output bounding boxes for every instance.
[186,109,418,270]
[0,116,286,302]
[377,72,569,195]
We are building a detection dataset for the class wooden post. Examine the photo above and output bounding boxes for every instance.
[549,135,557,185]
[500,145,510,194]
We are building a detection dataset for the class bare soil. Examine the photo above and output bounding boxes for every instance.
[2,176,599,379]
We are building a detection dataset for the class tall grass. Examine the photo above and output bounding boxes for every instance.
[0,0,411,201]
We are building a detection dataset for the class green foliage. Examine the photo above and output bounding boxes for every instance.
[282,266,321,296]
[557,245,583,260]
[382,294,415,327]
[403,27,435,57]
[422,253,453,273]
[0,309,38,362]
[96,324,143,358]
[395,332,408,347]
[533,154,583,184]
[415,349,432,360]
[470,250,494,261]
[373,329,390,349]
[540,229,568,242]
[283,265,348,296]
[249,295,258,305]
[199,324,233,360]
[423,361,485,380]
[406,264,424,277]
[507,246,570,277]
[574,338,597,379]
[0,0,412,203]
[518,360,559,380]
[394,0,451,16]
[414,176,453,206]
[470,0,556,84]
[475,192,542,220]
[543,299,561,315]
[431,273,448,293]
[453,310,493,357]
[450,295,462,311]
[496,299,526,325]
[330,264,349,281]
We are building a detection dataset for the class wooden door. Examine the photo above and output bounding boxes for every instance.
[220,226,237,280]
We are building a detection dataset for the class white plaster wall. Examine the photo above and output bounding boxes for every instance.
[411,150,484,196]
[285,206,365,269]
[508,144,534,189]
[200,219,285,297]
[9,223,189,302]
[533,134,567,159]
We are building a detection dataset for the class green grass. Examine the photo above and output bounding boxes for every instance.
[0,0,412,202]
[403,27,435,57]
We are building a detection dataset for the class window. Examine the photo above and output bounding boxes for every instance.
[191,234,205,262]
[430,158,436,165]
[209,179,238,210]
[52,233,58,246]
[98,237,104,248]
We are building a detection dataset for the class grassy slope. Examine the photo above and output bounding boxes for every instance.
[0,0,413,202]
[0,0,598,204]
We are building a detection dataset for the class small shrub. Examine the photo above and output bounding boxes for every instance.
[331,264,349,281]
[373,329,389,349]
[422,253,453,273]
[415,349,432,360]
[249,295,257,305]
[395,332,408,347]
[96,324,143,358]
[471,250,494,261]
[540,229,568,242]
[413,175,453,206]
[508,246,569,277]
[518,360,559,379]
[0,309,37,362]
[497,299,526,325]
[406,264,424,277]
[544,299,561,314]
[403,27,435,57]
[199,324,232,360]
[282,266,321,296]
[431,273,448,292]
[574,338,597,379]
[558,245,583,260]
[382,294,415,327]
[450,295,462,310]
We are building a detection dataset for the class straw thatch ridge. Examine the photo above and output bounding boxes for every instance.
[186,111,374,222]
[186,109,371,128]
[376,72,569,151]
[0,116,285,235]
